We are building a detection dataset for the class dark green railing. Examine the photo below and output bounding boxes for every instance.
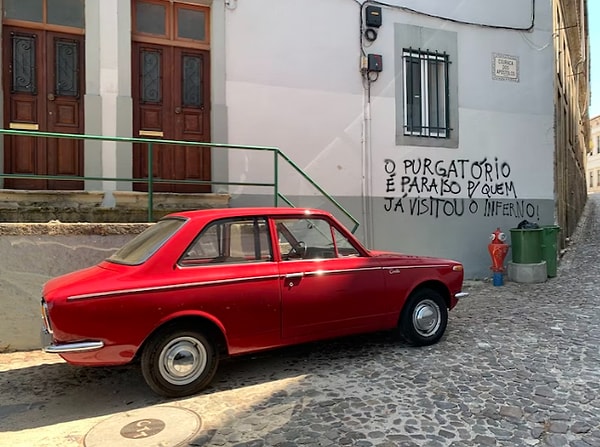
[0,129,359,232]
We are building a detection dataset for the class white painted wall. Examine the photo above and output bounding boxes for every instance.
[587,116,600,193]
[225,0,553,193]
[225,0,364,197]
[224,0,556,277]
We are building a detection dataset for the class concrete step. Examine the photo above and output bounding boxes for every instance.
[0,190,230,223]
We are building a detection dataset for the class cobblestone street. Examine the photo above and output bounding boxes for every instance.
[1,195,600,447]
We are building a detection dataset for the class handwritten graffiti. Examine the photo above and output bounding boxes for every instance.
[384,157,517,199]
[383,158,539,219]
[383,196,539,219]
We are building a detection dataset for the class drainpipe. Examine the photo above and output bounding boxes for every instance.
[361,85,374,249]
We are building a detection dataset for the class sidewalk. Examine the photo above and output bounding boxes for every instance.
[1,195,600,447]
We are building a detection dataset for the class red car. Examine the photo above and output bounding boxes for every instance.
[41,208,467,397]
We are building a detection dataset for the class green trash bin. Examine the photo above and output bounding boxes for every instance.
[541,225,561,277]
[510,228,543,264]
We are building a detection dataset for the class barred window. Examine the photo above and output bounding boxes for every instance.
[403,49,450,138]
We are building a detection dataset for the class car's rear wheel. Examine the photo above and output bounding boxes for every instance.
[398,288,447,346]
[141,328,218,398]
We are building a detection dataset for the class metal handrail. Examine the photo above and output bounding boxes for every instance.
[0,129,360,232]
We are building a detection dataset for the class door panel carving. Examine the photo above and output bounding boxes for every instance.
[2,26,84,190]
[11,98,38,122]
[133,42,211,193]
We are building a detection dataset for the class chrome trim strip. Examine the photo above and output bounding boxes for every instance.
[43,340,104,354]
[383,265,450,270]
[67,264,454,301]
[67,274,283,301]
[303,266,382,276]
[455,292,469,299]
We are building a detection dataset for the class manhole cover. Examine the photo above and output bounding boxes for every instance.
[85,406,201,447]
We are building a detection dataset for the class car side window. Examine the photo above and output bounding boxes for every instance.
[180,217,272,266]
[332,227,360,257]
[275,217,361,260]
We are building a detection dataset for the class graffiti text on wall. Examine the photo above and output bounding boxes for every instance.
[383,158,540,219]
[384,158,517,199]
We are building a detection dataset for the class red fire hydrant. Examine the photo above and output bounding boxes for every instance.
[488,228,509,286]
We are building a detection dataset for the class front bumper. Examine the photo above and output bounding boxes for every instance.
[454,292,469,299]
[41,328,104,354]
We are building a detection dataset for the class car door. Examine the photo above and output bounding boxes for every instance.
[176,217,281,354]
[274,216,393,341]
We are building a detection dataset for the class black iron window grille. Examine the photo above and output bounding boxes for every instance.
[141,49,161,103]
[403,48,451,138]
[11,34,36,94]
[182,55,202,108]
[55,39,79,97]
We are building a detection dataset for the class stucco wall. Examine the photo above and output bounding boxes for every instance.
[224,0,555,278]
[0,223,148,351]
[587,115,600,193]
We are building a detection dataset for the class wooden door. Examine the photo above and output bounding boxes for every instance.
[3,27,84,190]
[133,43,211,193]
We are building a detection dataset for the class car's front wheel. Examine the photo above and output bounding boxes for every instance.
[141,328,218,398]
[398,288,448,346]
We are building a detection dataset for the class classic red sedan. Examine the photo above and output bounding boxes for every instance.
[41,208,467,397]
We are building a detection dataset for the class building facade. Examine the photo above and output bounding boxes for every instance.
[0,0,590,278]
[553,0,590,245]
[587,115,600,193]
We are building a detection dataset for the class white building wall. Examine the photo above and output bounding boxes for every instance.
[225,0,364,200]
[587,115,600,193]
[224,0,555,278]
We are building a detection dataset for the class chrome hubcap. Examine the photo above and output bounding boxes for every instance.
[159,336,207,386]
[413,299,441,337]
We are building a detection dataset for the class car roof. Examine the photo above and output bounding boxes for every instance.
[165,207,335,220]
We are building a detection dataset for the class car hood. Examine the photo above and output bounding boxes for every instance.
[369,250,459,265]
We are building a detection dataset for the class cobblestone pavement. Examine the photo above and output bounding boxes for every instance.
[1,196,600,447]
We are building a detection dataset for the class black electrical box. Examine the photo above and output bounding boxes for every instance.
[365,6,382,28]
[368,54,383,72]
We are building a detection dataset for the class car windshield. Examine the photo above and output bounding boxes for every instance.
[108,218,186,265]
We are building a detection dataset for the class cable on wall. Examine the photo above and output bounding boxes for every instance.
[360,0,536,33]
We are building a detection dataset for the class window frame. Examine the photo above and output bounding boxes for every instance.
[108,217,187,266]
[178,217,273,267]
[402,48,450,139]
[274,217,362,261]
[394,24,458,149]
[132,0,210,49]
[2,0,85,34]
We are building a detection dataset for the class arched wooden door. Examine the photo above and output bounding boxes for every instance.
[2,1,85,190]
[132,0,211,193]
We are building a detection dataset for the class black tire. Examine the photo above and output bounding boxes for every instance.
[141,328,218,398]
[398,288,448,346]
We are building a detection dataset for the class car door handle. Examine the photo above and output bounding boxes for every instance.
[284,272,304,287]
[285,272,304,279]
